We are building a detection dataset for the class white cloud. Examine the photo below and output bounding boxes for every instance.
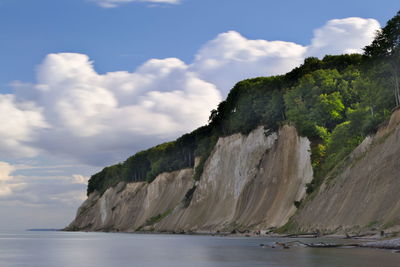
[191,31,307,96]
[0,161,88,206]
[190,18,380,95]
[92,0,180,8]
[306,17,381,58]
[3,17,380,167]
[0,162,17,196]
[17,53,221,165]
[0,161,26,197]
[71,174,89,184]
[0,161,91,229]
[0,95,48,158]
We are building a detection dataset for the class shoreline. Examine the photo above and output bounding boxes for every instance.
[152,231,400,251]
[63,228,400,251]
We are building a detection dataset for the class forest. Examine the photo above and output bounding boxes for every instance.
[87,11,400,196]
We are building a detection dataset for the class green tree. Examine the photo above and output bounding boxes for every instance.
[364,10,400,106]
[285,69,359,136]
[313,92,345,128]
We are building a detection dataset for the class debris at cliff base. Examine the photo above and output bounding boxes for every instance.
[260,238,400,251]
[361,238,400,249]
[260,241,360,249]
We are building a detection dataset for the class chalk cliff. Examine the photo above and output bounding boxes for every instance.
[67,169,194,231]
[292,108,400,234]
[67,109,400,234]
[67,125,313,232]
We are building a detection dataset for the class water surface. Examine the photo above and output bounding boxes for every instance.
[0,231,398,266]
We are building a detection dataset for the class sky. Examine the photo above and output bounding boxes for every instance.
[0,0,398,230]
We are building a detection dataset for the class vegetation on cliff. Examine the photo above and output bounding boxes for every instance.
[87,11,400,196]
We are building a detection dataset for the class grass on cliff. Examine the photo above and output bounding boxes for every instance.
[275,220,301,234]
[135,209,173,231]
[146,209,172,226]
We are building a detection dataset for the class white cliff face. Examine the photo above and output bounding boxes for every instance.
[68,110,400,234]
[68,125,314,232]
[232,125,313,229]
[155,125,313,232]
[292,109,400,234]
[67,169,194,231]
[178,127,279,230]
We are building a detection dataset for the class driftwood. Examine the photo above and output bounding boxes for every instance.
[284,233,320,238]
[262,238,400,250]
[260,241,361,249]
[306,242,360,248]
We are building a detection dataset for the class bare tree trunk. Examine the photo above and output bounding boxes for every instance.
[394,71,400,106]
[390,61,400,107]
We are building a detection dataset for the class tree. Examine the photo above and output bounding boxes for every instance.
[364,10,400,106]
[284,69,358,136]
[353,66,394,125]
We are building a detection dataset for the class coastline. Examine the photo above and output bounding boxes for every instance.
[63,227,400,251]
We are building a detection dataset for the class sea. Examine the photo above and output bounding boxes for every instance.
[0,231,399,267]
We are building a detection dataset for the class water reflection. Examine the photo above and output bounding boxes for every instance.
[0,232,399,267]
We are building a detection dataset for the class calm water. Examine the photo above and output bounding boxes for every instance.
[0,231,399,267]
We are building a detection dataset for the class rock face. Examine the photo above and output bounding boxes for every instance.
[155,125,313,232]
[67,125,313,232]
[67,109,400,234]
[67,169,194,231]
[292,108,400,234]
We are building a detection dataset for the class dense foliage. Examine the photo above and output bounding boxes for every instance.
[88,11,400,196]
[364,11,400,106]
[286,64,394,192]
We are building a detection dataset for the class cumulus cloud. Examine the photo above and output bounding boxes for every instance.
[17,53,221,165]
[92,0,180,8]
[191,31,306,96]
[306,17,381,58]
[0,95,48,158]
[191,18,380,95]
[3,17,380,167]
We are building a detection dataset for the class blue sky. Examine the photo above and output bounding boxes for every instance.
[1,0,398,90]
[0,0,398,230]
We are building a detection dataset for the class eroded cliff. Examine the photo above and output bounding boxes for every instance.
[67,169,194,231]
[67,125,313,232]
[67,109,400,234]
[291,108,400,234]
